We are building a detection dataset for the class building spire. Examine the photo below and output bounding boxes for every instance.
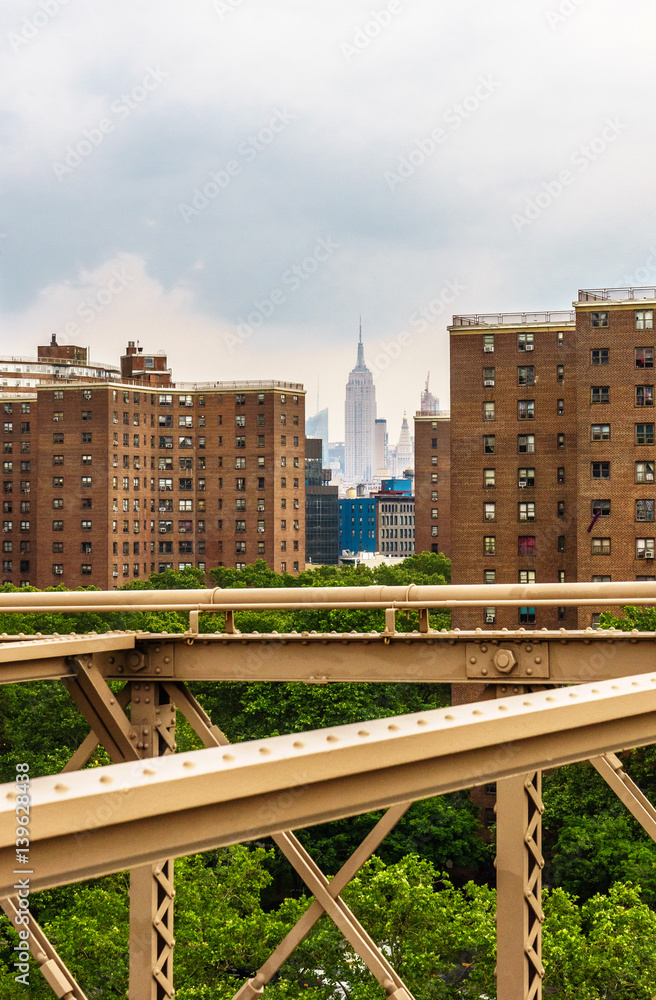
[356,318,365,368]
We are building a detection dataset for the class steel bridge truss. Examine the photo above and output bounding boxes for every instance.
[2,582,656,1000]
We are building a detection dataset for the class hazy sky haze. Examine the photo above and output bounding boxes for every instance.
[1,0,653,438]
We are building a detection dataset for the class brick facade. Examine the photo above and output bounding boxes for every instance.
[448,291,656,628]
[413,414,451,558]
[1,345,305,588]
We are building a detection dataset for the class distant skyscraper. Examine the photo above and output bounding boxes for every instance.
[391,412,413,477]
[421,372,440,413]
[344,325,376,483]
[306,407,329,466]
[374,418,388,476]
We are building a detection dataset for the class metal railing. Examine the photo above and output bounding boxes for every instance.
[175,380,305,392]
[451,311,575,327]
[1,580,655,615]
[579,287,656,302]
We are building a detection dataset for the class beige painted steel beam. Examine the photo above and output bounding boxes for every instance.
[0,895,89,999]
[0,631,655,687]
[62,658,137,764]
[6,672,656,892]
[592,753,656,842]
[496,772,544,1000]
[0,633,136,684]
[90,633,656,686]
[165,682,415,1000]
[0,580,655,614]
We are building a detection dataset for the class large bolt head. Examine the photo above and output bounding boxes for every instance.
[493,648,517,674]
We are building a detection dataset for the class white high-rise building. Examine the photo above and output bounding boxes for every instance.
[390,411,413,477]
[344,328,376,483]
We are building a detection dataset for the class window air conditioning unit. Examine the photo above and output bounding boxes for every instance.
[646,551,655,559]
[525,344,534,351]
[483,345,494,352]
[484,379,495,386]
[518,479,527,488]
[485,615,495,624]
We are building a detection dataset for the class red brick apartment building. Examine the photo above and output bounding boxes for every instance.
[1,339,305,588]
[413,412,451,559]
[447,287,656,629]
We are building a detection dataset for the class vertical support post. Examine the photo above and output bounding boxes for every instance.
[129,861,175,1000]
[495,772,544,1000]
[418,608,429,634]
[128,683,176,1000]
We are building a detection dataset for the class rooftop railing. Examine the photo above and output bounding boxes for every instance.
[578,287,656,302]
[451,311,575,327]
[175,380,305,392]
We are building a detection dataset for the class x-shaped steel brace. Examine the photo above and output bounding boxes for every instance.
[164,682,416,1000]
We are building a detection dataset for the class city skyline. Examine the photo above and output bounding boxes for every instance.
[3,0,656,442]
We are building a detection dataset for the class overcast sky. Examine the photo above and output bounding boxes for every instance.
[1,0,653,440]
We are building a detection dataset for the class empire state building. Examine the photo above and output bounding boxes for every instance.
[344,327,376,483]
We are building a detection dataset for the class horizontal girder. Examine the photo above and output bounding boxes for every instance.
[1,629,655,686]
[3,670,656,892]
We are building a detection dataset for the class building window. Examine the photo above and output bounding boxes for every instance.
[483,435,495,454]
[636,310,654,330]
[636,423,655,445]
[235,478,246,491]
[556,364,564,381]
[557,535,565,552]
[518,435,535,454]
[592,575,611,583]
[592,462,610,479]
[557,399,564,415]
[636,461,655,483]
[557,434,565,449]
[483,366,495,386]
[519,607,536,624]
[484,607,496,624]
[484,536,496,555]
[482,402,495,421]
[518,502,535,521]
[518,468,535,487]
[636,499,655,522]
[636,538,656,559]
[591,424,610,441]
[591,386,610,403]
[484,468,495,488]
[636,348,654,369]
[591,348,609,365]
[52,564,64,576]
[519,570,536,584]
[591,311,609,327]
[517,400,534,420]
[592,499,611,517]
[52,520,63,531]
[484,502,495,521]
[81,410,92,421]
[518,536,535,556]
[518,366,534,386]
[483,334,494,352]
[518,332,534,352]
[484,569,495,584]
[636,385,654,407]
[557,501,565,517]
[591,537,611,556]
